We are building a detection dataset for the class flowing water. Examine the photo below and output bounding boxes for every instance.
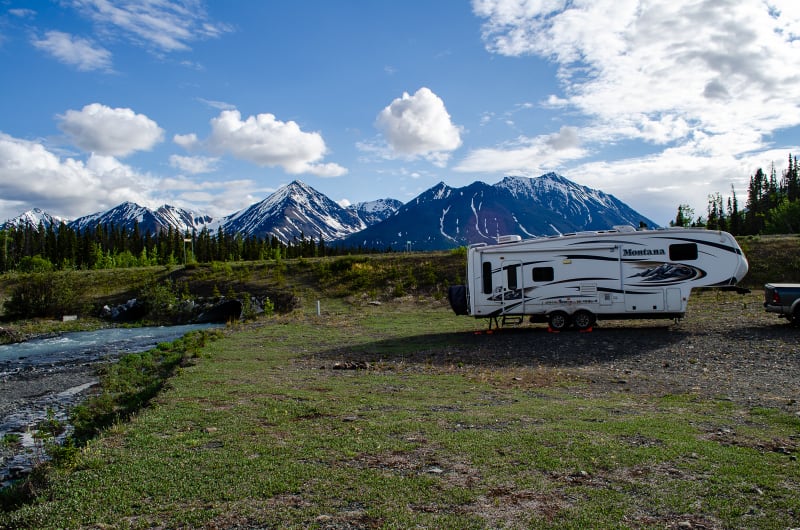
[0,323,220,487]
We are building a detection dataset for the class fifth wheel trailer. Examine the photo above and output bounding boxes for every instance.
[447,226,749,330]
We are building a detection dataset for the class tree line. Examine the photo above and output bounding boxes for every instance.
[672,153,800,235]
[0,221,362,273]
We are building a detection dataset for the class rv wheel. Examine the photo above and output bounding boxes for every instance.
[572,310,595,331]
[548,311,570,331]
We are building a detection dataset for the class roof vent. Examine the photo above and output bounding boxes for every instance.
[612,225,636,233]
[497,235,522,244]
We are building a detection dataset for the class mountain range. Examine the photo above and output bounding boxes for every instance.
[2,173,658,251]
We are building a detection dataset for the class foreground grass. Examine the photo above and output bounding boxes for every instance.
[2,298,799,528]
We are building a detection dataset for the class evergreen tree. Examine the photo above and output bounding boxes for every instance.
[706,193,727,231]
[727,185,741,235]
[746,168,768,234]
[672,204,694,227]
[786,153,799,202]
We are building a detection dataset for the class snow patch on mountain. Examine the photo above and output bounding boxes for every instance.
[439,206,458,242]
[2,208,65,230]
[348,198,402,226]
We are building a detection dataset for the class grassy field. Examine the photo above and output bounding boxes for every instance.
[1,235,799,528]
[2,293,799,528]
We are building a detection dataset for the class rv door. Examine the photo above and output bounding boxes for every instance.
[501,260,524,314]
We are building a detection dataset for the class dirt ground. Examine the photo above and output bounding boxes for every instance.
[326,290,800,415]
[485,290,800,413]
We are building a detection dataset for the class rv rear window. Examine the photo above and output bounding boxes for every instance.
[532,267,554,282]
[482,262,493,294]
[669,243,698,261]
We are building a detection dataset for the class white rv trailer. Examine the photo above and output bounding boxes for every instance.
[447,226,749,330]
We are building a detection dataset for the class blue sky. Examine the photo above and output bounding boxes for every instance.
[1,0,798,227]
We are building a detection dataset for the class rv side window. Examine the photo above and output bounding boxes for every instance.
[669,243,698,261]
[532,267,554,282]
[482,262,493,294]
[506,265,518,290]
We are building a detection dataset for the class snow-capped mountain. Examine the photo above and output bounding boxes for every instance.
[2,182,394,243]
[347,198,403,226]
[495,173,655,234]
[3,174,658,251]
[2,208,65,231]
[154,205,214,233]
[69,202,213,234]
[339,173,658,250]
[219,180,367,242]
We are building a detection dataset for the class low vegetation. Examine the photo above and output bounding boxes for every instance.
[0,237,798,527]
[0,250,465,337]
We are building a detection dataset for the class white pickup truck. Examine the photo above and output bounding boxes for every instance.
[764,283,800,325]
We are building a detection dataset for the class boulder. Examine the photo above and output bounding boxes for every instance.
[195,299,243,323]
[102,299,147,322]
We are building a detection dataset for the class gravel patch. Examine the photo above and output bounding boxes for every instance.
[322,291,800,414]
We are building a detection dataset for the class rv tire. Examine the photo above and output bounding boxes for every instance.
[572,310,595,331]
[548,311,570,331]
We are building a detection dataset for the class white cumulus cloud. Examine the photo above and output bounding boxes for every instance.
[32,30,112,72]
[375,87,462,164]
[0,132,264,222]
[173,133,200,150]
[169,154,219,174]
[58,103,164,157]
[0,133,157,218]
[207,109,347,177]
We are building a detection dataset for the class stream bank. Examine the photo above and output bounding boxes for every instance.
[0,324,220,487]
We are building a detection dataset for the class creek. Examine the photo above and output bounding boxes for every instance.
[0,323,220,488]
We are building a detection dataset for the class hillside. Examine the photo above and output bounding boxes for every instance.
[0,234,797,333]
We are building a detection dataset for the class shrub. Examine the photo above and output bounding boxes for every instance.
[137,281,178,322]
[2,272,77,318]
[17,255,54,273]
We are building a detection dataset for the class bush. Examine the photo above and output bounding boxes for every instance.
[765,200,800,234]
[17,255,54,273]
[2,272,77,318]
[137,281,178,322]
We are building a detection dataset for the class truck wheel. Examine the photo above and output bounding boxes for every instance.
[548,311,570,331]
[573,310,595,331]
[792,306,800,327]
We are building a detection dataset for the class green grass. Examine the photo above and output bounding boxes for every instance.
[2,299,798,529]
